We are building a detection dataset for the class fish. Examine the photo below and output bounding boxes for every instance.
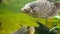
[21,0,60,18]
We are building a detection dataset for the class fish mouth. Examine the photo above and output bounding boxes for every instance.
[21,10,29,14]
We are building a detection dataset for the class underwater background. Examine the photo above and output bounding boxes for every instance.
[0,0,60,34]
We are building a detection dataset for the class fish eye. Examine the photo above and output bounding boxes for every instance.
[24,9,27,11]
